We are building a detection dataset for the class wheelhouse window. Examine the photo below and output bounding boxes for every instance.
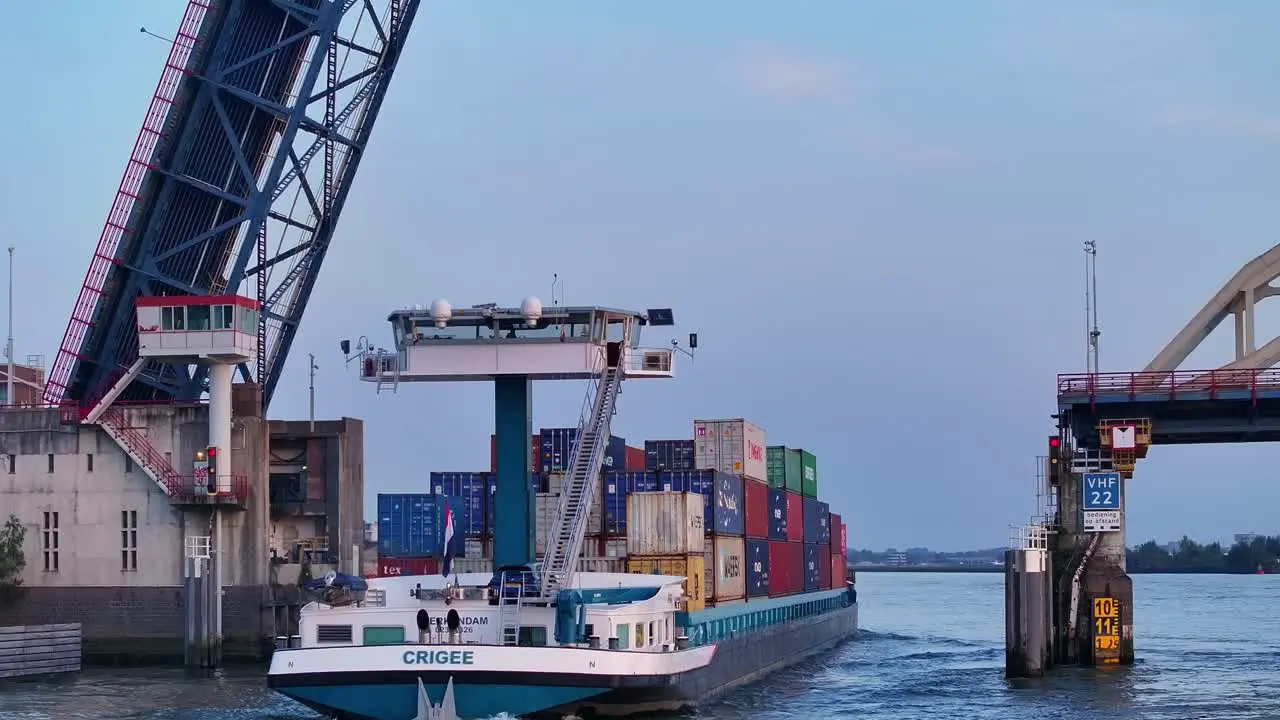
[187,305,210,330]
[212,304,235,330]
[362,626,406,645]
[161,306,185,330]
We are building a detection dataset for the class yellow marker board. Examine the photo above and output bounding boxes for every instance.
[1092,596,1121,664]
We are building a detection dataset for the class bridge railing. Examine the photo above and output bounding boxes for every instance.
[1057,368,1280,402]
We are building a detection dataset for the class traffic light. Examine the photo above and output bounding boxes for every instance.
[1047,435,1061,485]
[206,446,218,496]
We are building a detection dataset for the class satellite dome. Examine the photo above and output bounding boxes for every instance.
[429,299,452,328]
[520,296,543,323]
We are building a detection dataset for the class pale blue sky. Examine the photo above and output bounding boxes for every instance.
[1,1,1279,550]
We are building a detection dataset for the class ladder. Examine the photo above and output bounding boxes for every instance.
[497,570,524,646]
[538,345,626,599]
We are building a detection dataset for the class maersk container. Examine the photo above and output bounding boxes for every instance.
[644,439,696,471]
[429,472,488,538]
[658,470,745,536]
[626,491,705,556]
[801,497,831,546]
[376,494,467,557]
[803,542,821,591]
[767,539,802,597]
[785,491,803,543]
[799,450,818,498]
[602,471,659,536]
[489,433,540,473]
[539,428,626,473]
[484,472,545,534]
[767,487,788,541]
[693,419,767,482]
[745,538,770,597]
[624,445,646,471]
[766,446,804,494]
[704,535,746,602]
[744,478,768,539]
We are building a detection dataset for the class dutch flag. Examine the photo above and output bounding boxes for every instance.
[440,499,455,577]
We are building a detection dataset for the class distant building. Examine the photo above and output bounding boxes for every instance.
[0,361,45,406]
[1234,533,1262,545]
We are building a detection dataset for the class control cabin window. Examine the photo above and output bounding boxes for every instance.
[212,304,235,330]
[161,306,185,331]
[187,305,211,330]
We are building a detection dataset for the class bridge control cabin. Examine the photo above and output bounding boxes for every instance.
[135,295,260,363]
[358,300,681,384]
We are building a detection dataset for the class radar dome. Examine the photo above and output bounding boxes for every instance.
[429,299,452,328]
[520,296,543,323]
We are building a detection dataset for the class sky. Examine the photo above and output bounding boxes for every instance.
[1,1,1279,551]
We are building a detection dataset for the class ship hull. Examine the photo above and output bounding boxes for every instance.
[268,601,857,719]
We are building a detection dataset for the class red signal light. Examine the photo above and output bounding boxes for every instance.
[1049,437,1060,449]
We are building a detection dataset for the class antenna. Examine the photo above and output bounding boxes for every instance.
[551,273,559,307]
[1084,240,1100,374]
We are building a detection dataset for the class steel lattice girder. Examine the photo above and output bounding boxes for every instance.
[48,0,420,410]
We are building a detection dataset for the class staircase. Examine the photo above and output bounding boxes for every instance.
[497,570,525,646]
[80,359,184,496]
[538,359,625,599]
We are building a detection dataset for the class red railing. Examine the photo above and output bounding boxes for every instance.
[98,406,184,494]
[1057,369,1280,402]
[169,475,250,505]
[43,0,212,406]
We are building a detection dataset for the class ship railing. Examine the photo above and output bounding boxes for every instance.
[1009,523,1049,551]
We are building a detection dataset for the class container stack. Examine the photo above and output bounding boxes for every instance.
[375,493,467,578]
[829,512,848,588]
[623,491,708,610]
[765,445,829,596]
[488,430,646,474]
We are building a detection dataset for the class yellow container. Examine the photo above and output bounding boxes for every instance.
[626,554,706,611]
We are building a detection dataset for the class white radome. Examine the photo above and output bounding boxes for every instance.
[429,298,452,328]
[520,296,543,323]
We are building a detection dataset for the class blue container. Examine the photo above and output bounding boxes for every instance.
[377,494,467,558]
[485,472,543,534]
[657,470,745,536]
[801,497,830,546]
[767,487,788,541]
[539,428,626,473]
[602,471,659,535]
[745,538,770,598]
[803,542,820,591]
[644,439,696,471]
[429,472,487,539]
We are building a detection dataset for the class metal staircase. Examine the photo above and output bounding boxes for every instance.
[497,570,525,646]
[538,349,626,599]
[79,358,183,496]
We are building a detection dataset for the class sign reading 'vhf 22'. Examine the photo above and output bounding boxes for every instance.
[1081,472,1122,510]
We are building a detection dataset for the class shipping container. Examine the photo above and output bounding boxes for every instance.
[485,472,553,534]
[538,428,626,473]
[829,513,842,554]
[463,537,490,559]
[817,543,832,589]
[644,439,696,471]
[799,450,818,498]
[376,555,439,578]
[579,557,626,574]
[602,538,627,558]
[744,478,768,539]
[624,445,646,471]
[429,472,487,538]
[767,540,802,597]
[376,494,467,557]
[704,535,746,602]
[785,491,803,543]
[451,557,492,574]
[745,538,770,597]
[534,491,603,554]
[840,520,848,555]
[693,419,767,482]
[767,487,788,541]
[489,433,540,473]
[801,497,831,546]
[625,554,706,611]
[803,542,821,592]
[658,470,745,536]
[626,491,705,556]
[831,550,847,588]
[602,471,659,535]
[766,446,804,493]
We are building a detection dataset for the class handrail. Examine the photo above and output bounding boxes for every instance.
[1057,368,1280,401]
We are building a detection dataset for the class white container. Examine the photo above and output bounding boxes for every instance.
[451,557,493,574]
[603,538,627,558]
[693,419,767,482]
[463,537,490,559]
[534,490,603,555]
[626,491,705,556]
[577,557,625,574]
[705,535,746,602]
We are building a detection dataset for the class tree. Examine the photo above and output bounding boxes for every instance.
[0,515,26,605]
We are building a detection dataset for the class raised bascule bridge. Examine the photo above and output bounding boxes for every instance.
[1007,243,1280,678]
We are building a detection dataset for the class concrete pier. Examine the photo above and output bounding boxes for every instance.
[1004,526,1051,678]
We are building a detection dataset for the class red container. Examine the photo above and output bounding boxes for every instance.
[785,491,803,543]
[839,521,847,555]
[624,445,646,471]
[744,478,768,539]
[829,512,842,549]
[377,556,439,578]
[817,543,832,589]
[490,434,539,473]
[767,540,802,596]
[831,551,846,588]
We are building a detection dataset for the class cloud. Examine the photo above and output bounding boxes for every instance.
[731,44,856,106]
[1153,105,1280,139]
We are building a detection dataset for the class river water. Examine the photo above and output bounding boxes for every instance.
[1,573,1277,719]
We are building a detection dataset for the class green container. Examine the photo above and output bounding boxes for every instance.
[799,450,818,497]
[767,446,807,493]
[784,449,803,494]
[766,446,787,489]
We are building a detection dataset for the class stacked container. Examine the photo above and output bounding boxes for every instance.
[623,491,707,610]
[830,512,847,588]
[624,445,646,471]
[375,493,467,576]
[762,446,821,597]
[693,419,766,479]
[644,439,696,471]
[602,471,659,536]
[744,537,770,598]
[429,472,488,539]
[488,434,540,473]
[538,427,627,473]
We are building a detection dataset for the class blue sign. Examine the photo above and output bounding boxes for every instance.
[1082,472,1121,510]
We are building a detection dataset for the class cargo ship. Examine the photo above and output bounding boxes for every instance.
[268,421,858,720]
